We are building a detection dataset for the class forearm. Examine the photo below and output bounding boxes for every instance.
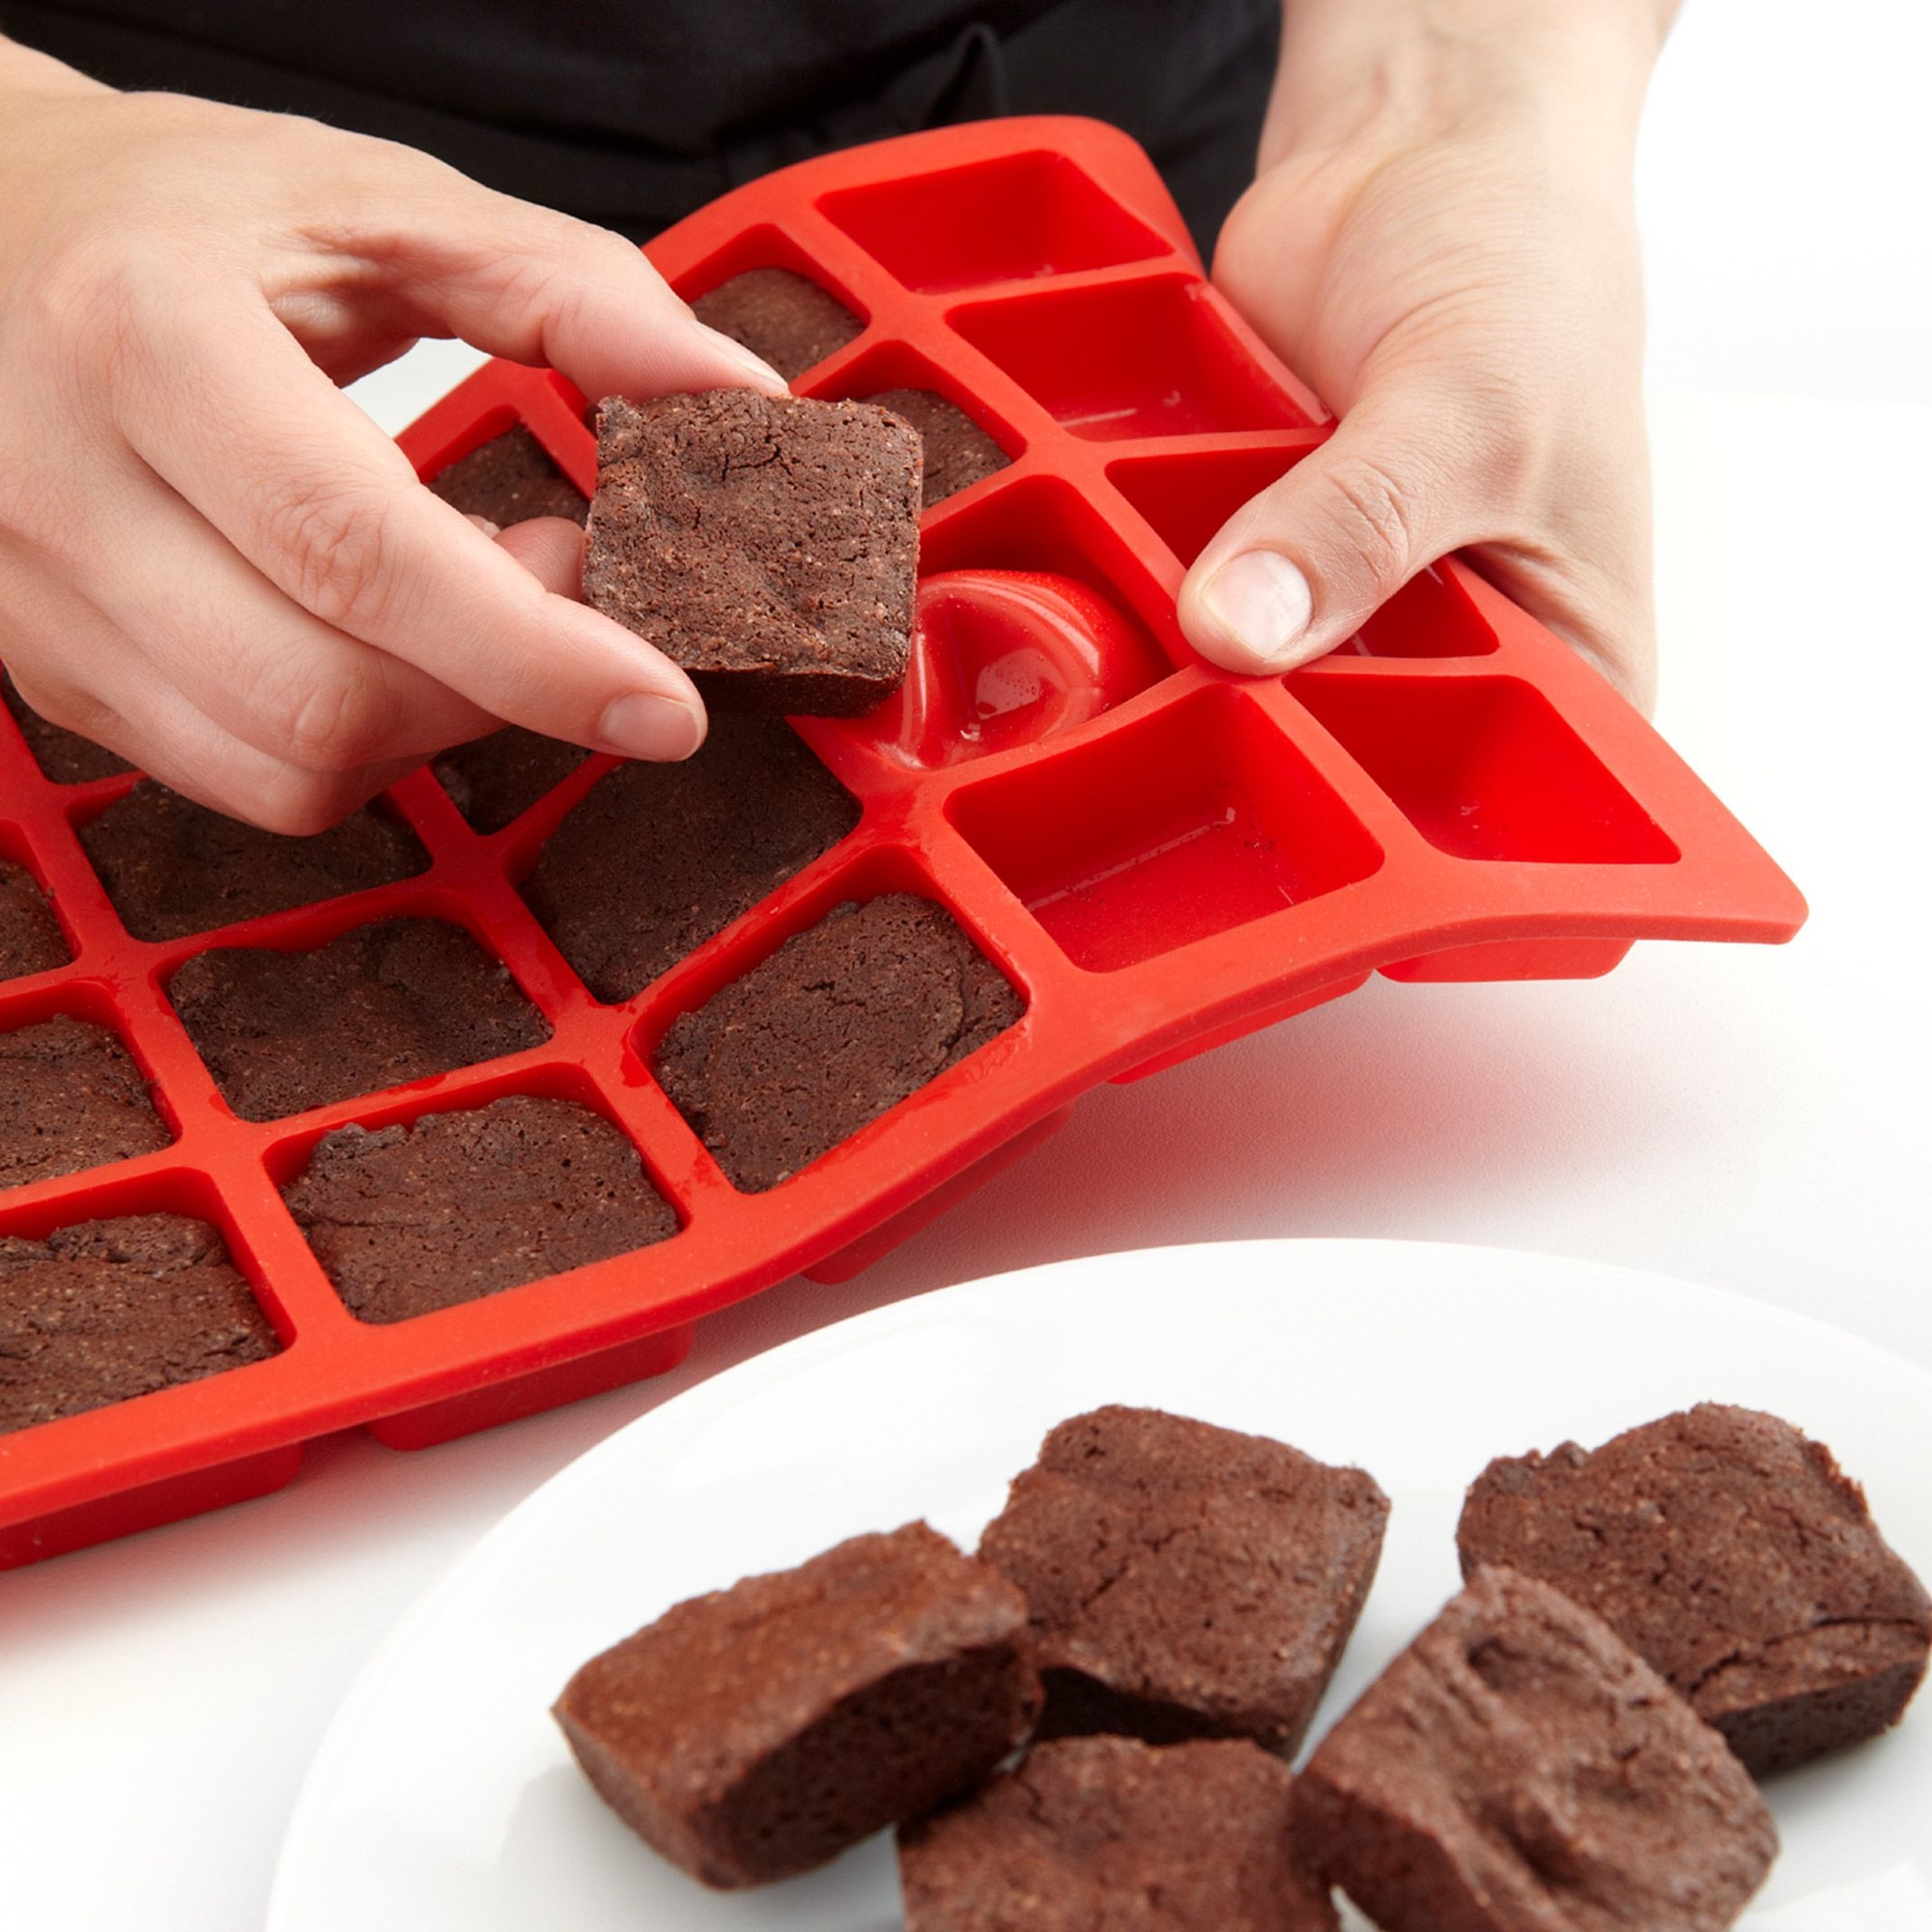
[1265,0,1677,174]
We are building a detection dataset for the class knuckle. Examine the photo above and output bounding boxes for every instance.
[270,666,389,774]
[248,770,367,838]
[1322,453,1422,584]
[260,482,403,634]
[14,233,141,393]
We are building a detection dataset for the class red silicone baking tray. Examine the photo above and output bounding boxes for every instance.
[0,117,1804,1568]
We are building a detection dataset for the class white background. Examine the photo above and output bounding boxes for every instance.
[3,0,1929,1925]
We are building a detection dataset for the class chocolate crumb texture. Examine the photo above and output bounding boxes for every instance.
[428,424,586,526]
[433,726,588,835]
[79,781,424,943]
[583,389,920,716]
[978,1404,1388,1752]
[0,1213,278,1435]
[860,387,1010,507]
[899,1735,1339,1931]
[169,918,548,1122]
[553,1520,1040,1888]
[522,716,859,1003]
[692,267,863,380]
[654,895,1020,1193]
[1457,1402,1932,1776]
[0,858,68,981]
[284,1094,676,1324]
[0,1013,171,1190]
[1293,1565,1778,1932]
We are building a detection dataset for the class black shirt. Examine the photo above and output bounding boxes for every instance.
[1,1,1278,251]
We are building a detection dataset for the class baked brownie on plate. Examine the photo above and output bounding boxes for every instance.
[1458,1402,1932,1776]
[554,1521,1040,1888]
[1293,1565,1777,1932]
[978,1405,1388,1752]
[583,390,921,715]
[898,1735,1337,1932]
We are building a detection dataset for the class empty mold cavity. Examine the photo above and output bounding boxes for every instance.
[1340,566,1498,659]
[820,152,1168,292]
[1291,675,1677,865]
[843,568,1169,771]
[1108,443,1319,567]
[951,278,1311,440]
[951,689,1381,972]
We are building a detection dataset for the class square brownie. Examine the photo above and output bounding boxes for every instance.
[583,390,921,715]
[1457,1402,1932,1776]
[1293,1566,1777,1932]
[1,1214,277,1434]
[432,726,588,835]
[284,1094,676,1323]
[520,716,858,1003]
[0,859,68,980]
[898,1736,1338,1932]
[3,674,132,783]
[168,918,548,1122]
[0,1014,170,1190]
[79,781,425,942]
[428,423,586,527]
[692,267,863,380]
[654,894,1020,1193]
[861,388,1010,507]
[553,1521,1041,1889]
[977,1405,1388,1752]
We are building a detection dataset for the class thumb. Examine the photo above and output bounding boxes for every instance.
[1178,390,1466,674]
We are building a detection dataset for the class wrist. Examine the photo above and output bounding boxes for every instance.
[1264,0,1667,176]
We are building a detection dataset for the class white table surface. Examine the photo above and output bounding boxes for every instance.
[3,0,1927,1921]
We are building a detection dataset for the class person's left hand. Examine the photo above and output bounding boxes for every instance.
[1177,13,1663,713]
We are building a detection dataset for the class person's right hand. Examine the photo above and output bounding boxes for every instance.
[0,39,785,832]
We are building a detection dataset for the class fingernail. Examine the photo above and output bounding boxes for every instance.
[694,321,790,391]
[1201,551,1315,672]
[600,692,705,762]
[464,513,501,538]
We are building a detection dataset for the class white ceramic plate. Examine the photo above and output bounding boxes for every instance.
[270,1241,1932,1931]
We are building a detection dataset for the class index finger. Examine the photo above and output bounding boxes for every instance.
[120,298,707,762]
